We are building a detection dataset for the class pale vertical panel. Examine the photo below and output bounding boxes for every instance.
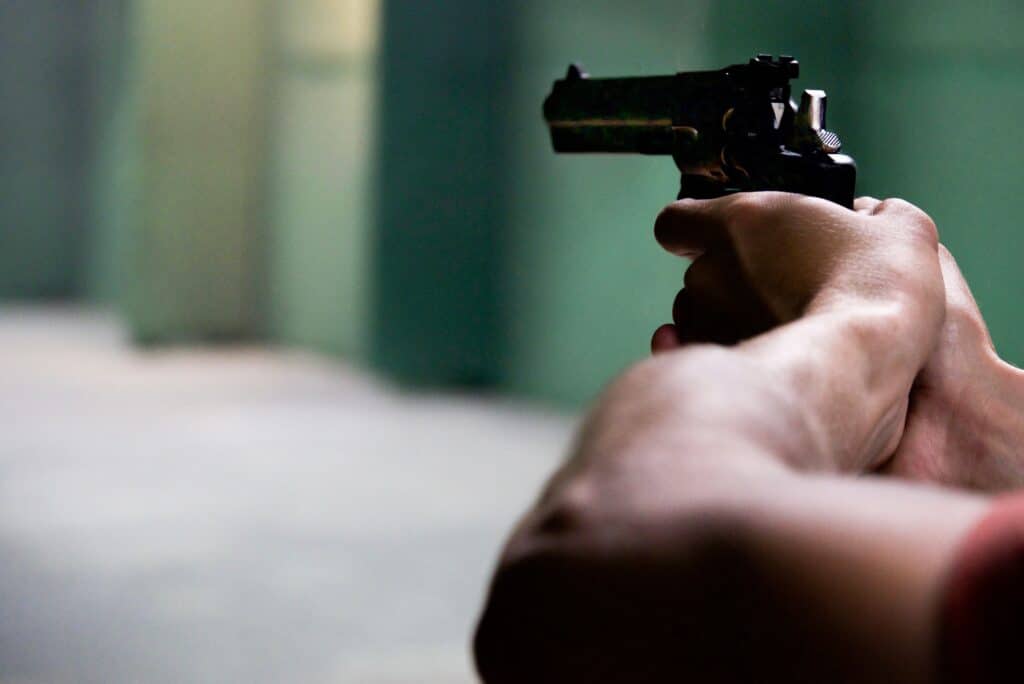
[283,0,380,58]
[128,0,271,340]
[86,0,135,304]
[265,0,380,358]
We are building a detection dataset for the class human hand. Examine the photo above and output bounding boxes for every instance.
[877,236,1024,491]
[650,192,945,353]
[650,193,947,471]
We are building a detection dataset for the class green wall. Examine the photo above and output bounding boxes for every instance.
[852,1,1024,364]
[126,0,271,342]
[0,1,96,297]
[8,1,1024,407]
[85,0,136,304]
[265,0,378,360]
[497,0,711,403]
[370,0,514,386]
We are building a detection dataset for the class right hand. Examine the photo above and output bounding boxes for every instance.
[650,192,945,355]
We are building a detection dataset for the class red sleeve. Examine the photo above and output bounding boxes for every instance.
[938,494,1024,683]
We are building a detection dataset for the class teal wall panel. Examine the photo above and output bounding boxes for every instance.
[371,0,515,386]
[85,0,136,304]
[265,0,378,360]
[497,1,711,404]
[850,1,1024,367]
[0,1,96,298]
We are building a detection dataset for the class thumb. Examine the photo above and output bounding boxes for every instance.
[653,197,730,258]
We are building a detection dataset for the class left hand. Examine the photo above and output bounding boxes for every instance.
[878,239,1024,491]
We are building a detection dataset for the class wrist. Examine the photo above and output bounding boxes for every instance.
[590,347,829,473]
[737,302,933,472]
[904,342,1024,491]
[808,285,944,367]
[828,305,928,467]
[956,353,1024,490]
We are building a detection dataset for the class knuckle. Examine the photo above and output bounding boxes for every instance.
[723,193,764,222]
[854,196,881,214]
[722,191,795,226]
[915,213,939,244]
[878,198,939,245]
[907,213,939,246]
[877,197,914,213]
[733,192,764,209]
[533,481,597,537]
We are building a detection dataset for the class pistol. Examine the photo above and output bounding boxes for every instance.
[543,54,856,208]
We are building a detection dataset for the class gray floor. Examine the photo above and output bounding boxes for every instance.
[0,307,577,684]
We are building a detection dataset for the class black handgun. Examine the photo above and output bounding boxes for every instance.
[543,54,856,208]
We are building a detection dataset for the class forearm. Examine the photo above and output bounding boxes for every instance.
[477,348,987,682]
[477,306,951,682]
[477,464,987,683]
[574,302,929,482]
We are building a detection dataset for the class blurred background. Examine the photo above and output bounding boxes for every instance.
[3,1,1024,682]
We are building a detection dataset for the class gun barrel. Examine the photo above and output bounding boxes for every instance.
[543,74,682,155]
[541,56,857,207]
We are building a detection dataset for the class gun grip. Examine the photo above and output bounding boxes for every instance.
[677,154,857,209]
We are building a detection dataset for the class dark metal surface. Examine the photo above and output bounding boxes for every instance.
[543,54,857,208]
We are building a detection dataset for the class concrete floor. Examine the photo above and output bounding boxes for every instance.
[0,307,577,684]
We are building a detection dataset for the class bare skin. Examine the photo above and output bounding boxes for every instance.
[653,196,1024,492]
[474,193,1001,683]
[882,244,1024,491]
